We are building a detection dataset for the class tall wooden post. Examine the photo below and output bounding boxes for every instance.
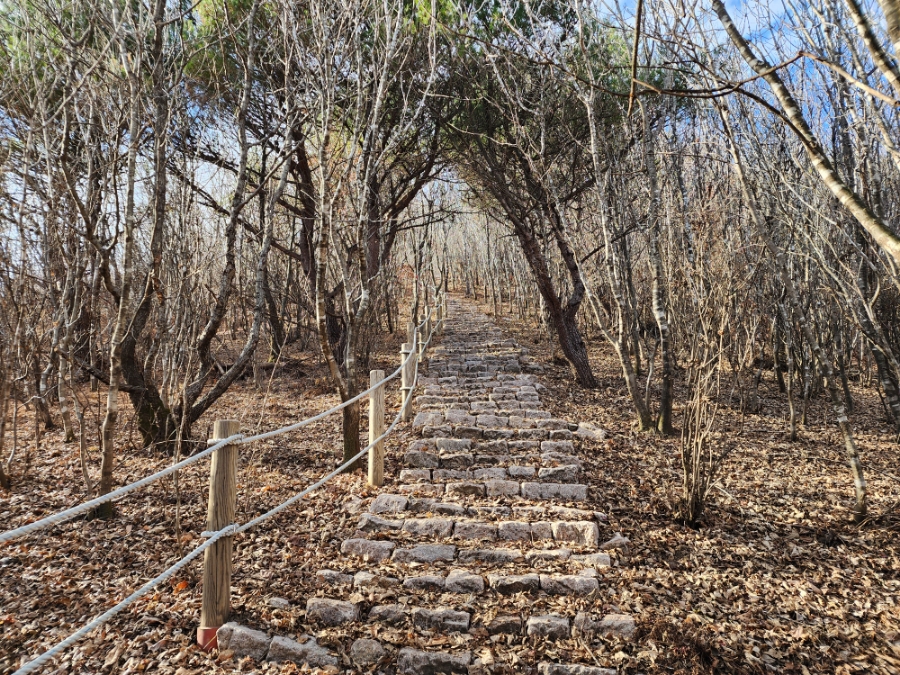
[436,300,444,334]
[418,323,426,363]
[400,343,413,422]
[407,321,415,346]
[368,370,385,486]
[198,419,239,651]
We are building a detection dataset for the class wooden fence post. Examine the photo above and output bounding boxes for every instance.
[436,300,444,334]
[197,419,240,651]
[400,343,413,422]
[417,323,426,363]
[368,370,385,487]
[407,321,415,346]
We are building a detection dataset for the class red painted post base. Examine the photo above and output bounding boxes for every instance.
[197,626,219,651]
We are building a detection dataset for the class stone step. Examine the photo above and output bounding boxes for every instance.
[399,465,581,484]
[355,514,601,547]
[393,480,589,502]
[368,493,606,523]
[299,597,635,641]
[339,538,610,568]
[404,440,582,468]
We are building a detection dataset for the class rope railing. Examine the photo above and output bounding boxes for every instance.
[9,293,446,675]
[0,305,436,546]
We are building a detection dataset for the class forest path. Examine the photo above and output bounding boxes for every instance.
[220,297,633,674]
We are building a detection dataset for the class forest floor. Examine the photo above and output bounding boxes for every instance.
[1,294,899,675]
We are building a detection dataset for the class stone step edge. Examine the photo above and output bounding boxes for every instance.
[339,538,613,566]
[303,599,636,641]
[356,514,601,548]
[316,566,609,594]
[368,493,607,522]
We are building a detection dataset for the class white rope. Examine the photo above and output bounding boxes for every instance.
[0,434,242,545]
[11,312,441,675]
[0,307,436,546]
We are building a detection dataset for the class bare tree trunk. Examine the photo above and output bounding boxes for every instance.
[721,107,867,521]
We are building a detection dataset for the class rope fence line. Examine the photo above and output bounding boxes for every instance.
[0,304,436,546]
[9,293,446,675]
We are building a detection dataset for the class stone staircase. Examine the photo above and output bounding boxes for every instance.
[218,299,632,674]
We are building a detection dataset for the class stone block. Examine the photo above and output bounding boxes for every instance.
[487,573,540,594]
[306,598,358,626]
[526,614,570,639]
[412,607,471,632]
[445,569,484,593]
[370,493,409,514]
[397,648,471,675]
[552,521,600,548]
[392,544,457,563]
[216,623,270,660]
[266,635,336,667]
[341,538,395,561]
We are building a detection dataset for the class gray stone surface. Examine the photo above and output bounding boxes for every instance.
[412,607,471,632]
[521,482,588,501]
[306,598,358,626]
[216,623,270,660]
[405,450,441,468]
[572,553,611,567]
[267,597,290,609]
[267,635,337,667]
[353,571,399,589]
[485,479,520,497]
[435,438,472,452]
[453,521,497,541]
[402,517,455,538]
[413,412,444,429]
[350,639,385,667]
[397,648,472,675]
[370,493,409,514]
[596,614,636,639]
[440,453,474,468]
[392,544,457,563]
[457,548,523,564]
[538,465,580,482]
[525,549,573,564]
[445,568,484,593]
[357,513,404,533]
[403,574,446,591]
[600,533,631,550]
[539,574,600,595]
[531,521,554,539]
[497,521,531,541]
[445,481,486,497]
[368,604,408,625]
[401,468,433,483]
[341,538,395,561]
[508,465,536,478]
[488,573,540,594]
[526,614,570,639]
[551,521,600,548]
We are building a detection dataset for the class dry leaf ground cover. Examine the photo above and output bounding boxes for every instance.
[2,296,899,675]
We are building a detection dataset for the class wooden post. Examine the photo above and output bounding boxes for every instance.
[198,419,239,651]
[436,300,444,334]
[407,321,415,345]
[368,370,386,486]
[400,343,413,422]
[417,323,426,363]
